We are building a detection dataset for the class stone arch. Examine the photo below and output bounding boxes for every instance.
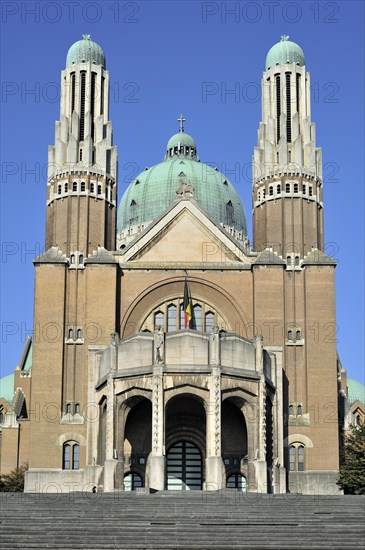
[120,276,249,339]
[57,432,87,446]
[284,434,314,448]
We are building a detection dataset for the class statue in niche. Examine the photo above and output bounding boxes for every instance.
[154,326,165,364]
[209,325,220,366]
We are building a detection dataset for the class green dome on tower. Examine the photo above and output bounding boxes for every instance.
[66,34,105,68]
[266,36,305,70]
[117,122,247,239]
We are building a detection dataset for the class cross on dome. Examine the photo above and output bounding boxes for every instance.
[82,34,91,40]
[177,114,186,133]
[281,35,289,41]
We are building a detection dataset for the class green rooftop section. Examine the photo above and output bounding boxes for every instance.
[0,374,14,404]
[66,34,105,68]
[266,35,305,70]
[347,378,365,406]
[117,129,247,236]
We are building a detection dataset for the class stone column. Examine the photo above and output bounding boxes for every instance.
[149,365,165,491]
[205,366,224,490]
[103,337,118,492]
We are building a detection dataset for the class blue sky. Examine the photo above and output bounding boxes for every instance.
[1,1,364,383]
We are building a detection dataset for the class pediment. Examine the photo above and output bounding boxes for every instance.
[119,200,251,265]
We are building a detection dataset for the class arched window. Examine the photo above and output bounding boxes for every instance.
[289,404,294,416]
[288,330,293,341]
[180,303,185,329]
[289,444,305,471]
[295,256,300,266]
[124,472,143,491]
[294,183,299,193]
[309,185,313,196]
[277,184,281,194]
[193,304,202,331]
[205,311,215,333]
[63,442,80,470]
[66,403,72,414]
[81,181,85,192]
[154,311,164,330]
[77,328,82,340]
[269,186,273,196]
[285,183,290,193]
[296,329,301,341]
[97,184,102,195]
[58,184,62,194]
[74,403,80,414]
[90,183,95,193]
[167,304,177,332]
[72,181,77,192]
[287,256,291,267]
[68,328,74,339]
[70,254,75,265]
[79,254,84,265]
[65,183,68,192]
[226,200,234,225]
[297,404,302,416]
[303,184,306,194]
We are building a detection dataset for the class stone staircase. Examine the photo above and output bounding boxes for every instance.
[1,491,364,549]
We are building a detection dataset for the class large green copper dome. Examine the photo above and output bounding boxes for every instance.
[347,378,365,406]
[117,130,247,237]
[266,36,305,70]
[66,35,105,68]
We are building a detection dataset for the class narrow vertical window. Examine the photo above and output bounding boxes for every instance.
[289,404,294,415]
[63,444,71,470]
[309,186,313,196]
[90,183,94,193]
[77,328,82,339]
[298,446,304,471]
[73,181,77,192]
[275,74,281,143]
[167,304,177,332]
[66,403,71,414]
[91,72,96,141]
[226,200,234,225]
[100,76,105,115]
[81,181,85,192]
[97,184,102,195]
[193,305,202,331]
[73,444,80,470]
[205,311,215,333]
[296,328,301,340]
[286,183,290,193]
[288,330,293,341]
[58,184,62,194]
[294,183,299,193]
[68,327,74,339]
[289,446,295,471]
[286,72,291,142]
[297,404,303,416]
[74,403,80,414]
[277,184,281,194]
[71,72,76,113]
[296,73,300,114]
[79,255,84,266]
[79,71,86,141]
[64,183,68,192]
[303,184,306,194]
[154,311,164,330]
[287,256,291,267]
[269,186,273,196]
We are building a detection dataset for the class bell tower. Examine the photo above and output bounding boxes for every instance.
[252,35,323,259]
[46,34,117,258]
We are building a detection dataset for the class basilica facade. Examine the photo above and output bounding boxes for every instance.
[2,35,361,495]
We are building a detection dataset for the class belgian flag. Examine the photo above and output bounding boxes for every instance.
[183,280,192,329]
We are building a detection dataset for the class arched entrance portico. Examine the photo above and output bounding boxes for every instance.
[165,393,206,491]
